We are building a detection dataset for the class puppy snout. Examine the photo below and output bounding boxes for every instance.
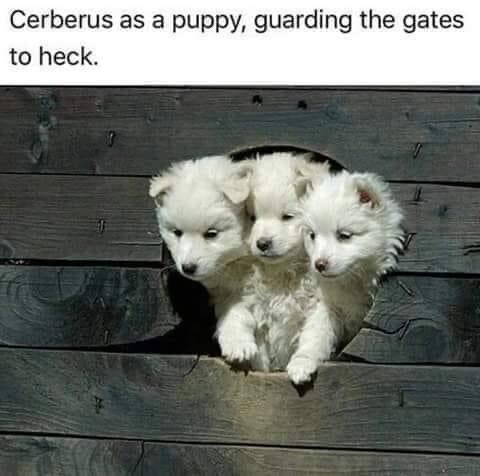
[314,259,329,272]
[181,263,198,275]
[256,238,272,252]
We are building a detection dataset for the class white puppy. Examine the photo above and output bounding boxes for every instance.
[301,171,404,363]
[240,152,333,382]
[247,152,329,263]
[149,156,259,362]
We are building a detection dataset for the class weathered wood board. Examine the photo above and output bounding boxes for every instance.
[142,443,480,476]
[0,436,142,476]
[0,175,160,261]
[1,350,480,454]
[1,87,480,182]
[0,265,187,347]
[1,436,478,476]
[342,275,480,363]
[0,175,479,273]
[1,269,479,367]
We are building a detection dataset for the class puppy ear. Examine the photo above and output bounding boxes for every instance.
[295,156,330,197]
[221,162,252,205]
[352,173,387,209]
[149,175,173,207]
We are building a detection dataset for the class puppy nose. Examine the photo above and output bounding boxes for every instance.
[315,259,329,272]
[256,238,272,252]
[181,263,198,275]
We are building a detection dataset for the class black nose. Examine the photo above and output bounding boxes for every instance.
[182,263,198,275]
[256,238,272,252]
[315,259,329,272]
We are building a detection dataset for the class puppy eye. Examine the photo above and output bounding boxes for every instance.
[336,230,352,242]
[309,231,316,241]
[282,213,295,221]
[173,229,183,238]
[204,228,219,239]
[249,214,256,222]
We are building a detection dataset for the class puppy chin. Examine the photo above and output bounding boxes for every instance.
[257,254,287,264]
[253,247,299,264]
[311,267,344,279]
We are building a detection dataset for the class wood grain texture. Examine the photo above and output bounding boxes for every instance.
[393,183,480,274]
[2,351,480,454]
[342,275,480,363]
[2,437,478,476]
[0,265,184,347]
[0,436,142,476]
[1,87,480,181]
[0,175,159,261]
[1,267,478,362]
[0,175,479,273]
[142,443,480,476]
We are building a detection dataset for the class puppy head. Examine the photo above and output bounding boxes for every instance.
[302,171,404,279]
[247,153,330,263]
[150,156,251,282]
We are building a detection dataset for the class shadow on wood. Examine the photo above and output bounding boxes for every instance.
[0,265,216,352]
[343,275,480,363]
[0,265,178,347]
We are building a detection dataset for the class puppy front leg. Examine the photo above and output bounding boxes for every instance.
[287,302,336,385]
[216,304,258,364]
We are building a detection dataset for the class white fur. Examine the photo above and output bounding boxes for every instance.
[239,153,334,383]
[150,154,404,387]
[150,156,259,365]
[301,170,405,365]
[150,156,251,282]
[248,152,330,263]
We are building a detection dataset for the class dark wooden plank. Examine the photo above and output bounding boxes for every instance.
[0,175,479,273]
[0,175,159,261]
[1,87,480,182]
[2,437,478,476]
[394,183,480,274]
[0,436,141,476]
[2,351,480,454]
[143,443,480,476]
[343,275,480,363]
[1,270,478,361]
[0,265,184,347]
[2,268,478,362]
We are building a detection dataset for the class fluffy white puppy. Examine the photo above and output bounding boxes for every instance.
[301,171,405,364]
[247,152,330,263]
[149,156,259,362]
[240,152,333,382]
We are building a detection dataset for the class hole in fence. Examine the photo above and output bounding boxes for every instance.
[133,144,350,358]
[22,144,397,367]
[229,144,345,173]
[113,268,218,356]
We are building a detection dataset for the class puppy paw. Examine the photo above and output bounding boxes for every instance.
[287,355,318,385]
[220,337,258,364]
